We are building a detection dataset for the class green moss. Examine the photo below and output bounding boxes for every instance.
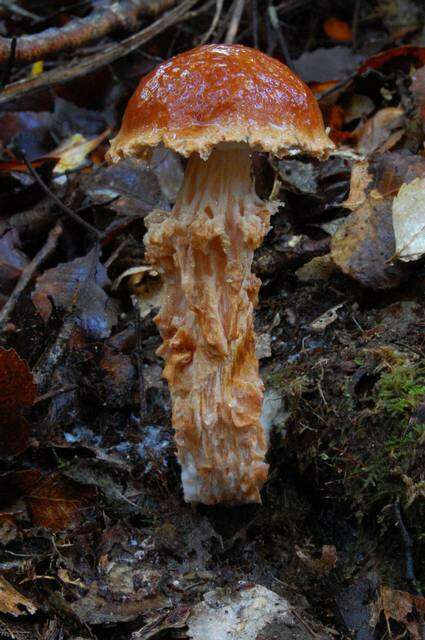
[346,358,425,513]
[376,361,425,417]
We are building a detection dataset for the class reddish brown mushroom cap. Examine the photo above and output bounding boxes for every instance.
[108,44,333,161]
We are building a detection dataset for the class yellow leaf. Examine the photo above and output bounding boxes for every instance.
[48,129,110,174]
[31,60,44,76]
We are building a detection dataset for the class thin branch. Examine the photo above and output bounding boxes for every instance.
[104,237,130,269]
[0,1,39,21]
[352,0,361,50]
[0,36,16,88]
[33,384,78,404]
[0,0,177,64]
[251,0,259,48]
[0,222,63,333]
[0,0,200,106]
[275,0,313,12]
[199,0,224,45]
[267,3,295,71]
[22,154,101,240]
[134,303,148,418]
[224,0,246,44]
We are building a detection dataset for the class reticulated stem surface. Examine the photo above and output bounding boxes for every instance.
[145,143,275,504]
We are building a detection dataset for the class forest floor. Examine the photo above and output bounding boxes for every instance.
[0,1,424,639]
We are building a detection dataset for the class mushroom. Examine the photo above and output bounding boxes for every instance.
[108,44,333,505]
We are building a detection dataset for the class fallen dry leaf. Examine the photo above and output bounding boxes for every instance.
[25,473,96,531]
[373,151,425,198]
[77,158,162,217]
[0,348,36,411]
[371,586,422,640]
[132,606,191,640]
[410,65,425,123]
[49,129,111,174]
[331,198,403,289]
[32,248,118,338]
[0,229,29,293]
[0,576,37,617]
[342,161,373,210]
[0,348,36,457]
[359,45,425,74]
[296,255,336,281]
[355,107,405,156]
[70,580,167,625]
[392,177,425,261]
[323,17,352,42]
[294,46,362,83]
[295,545,338,576]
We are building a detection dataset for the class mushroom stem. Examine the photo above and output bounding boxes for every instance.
[145,143,276,504]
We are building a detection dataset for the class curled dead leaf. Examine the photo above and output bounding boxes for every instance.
[392,177,425,261]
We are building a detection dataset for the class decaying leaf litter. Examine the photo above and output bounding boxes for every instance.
[0,0,424,638]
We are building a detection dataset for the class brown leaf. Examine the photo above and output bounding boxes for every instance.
[342,161,373,210]
[355,107,405,156]
[31,248,118,339]
[25,473,96,532]
[323,17,352,42]
[0,413,31,458]
[0,469,41,503]
[359,45,425,74]
[70,583,167,625]
[381,586,413,622]
[331,198,403,289]
[0,349,36,458]
[411,65,425,123]
[77,158,162,217]
[0,230,29,294]
[0,576,37,617]
[132,606,191,640]
[372,151,425,197]
[295,544,337,576]
[294,46,362,83]
[0,348,36,411]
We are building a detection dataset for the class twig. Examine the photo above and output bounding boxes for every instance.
[275,0,313,12]
[352,0,360,50]
[267,3,295,71]
[393,499,421,594]
[104,237,130,269]
[0,36,16,89]
[199,0,224,44]
[22,154,101,240]
[33,384,78,404]
[0,222,63,333]
[251,0,259,48]
[0,0,200,106]
[134,301,147,417]
[0,0,177,63]
[224,0,246,44]
[0,1,39,21]
[34,243,101,390]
